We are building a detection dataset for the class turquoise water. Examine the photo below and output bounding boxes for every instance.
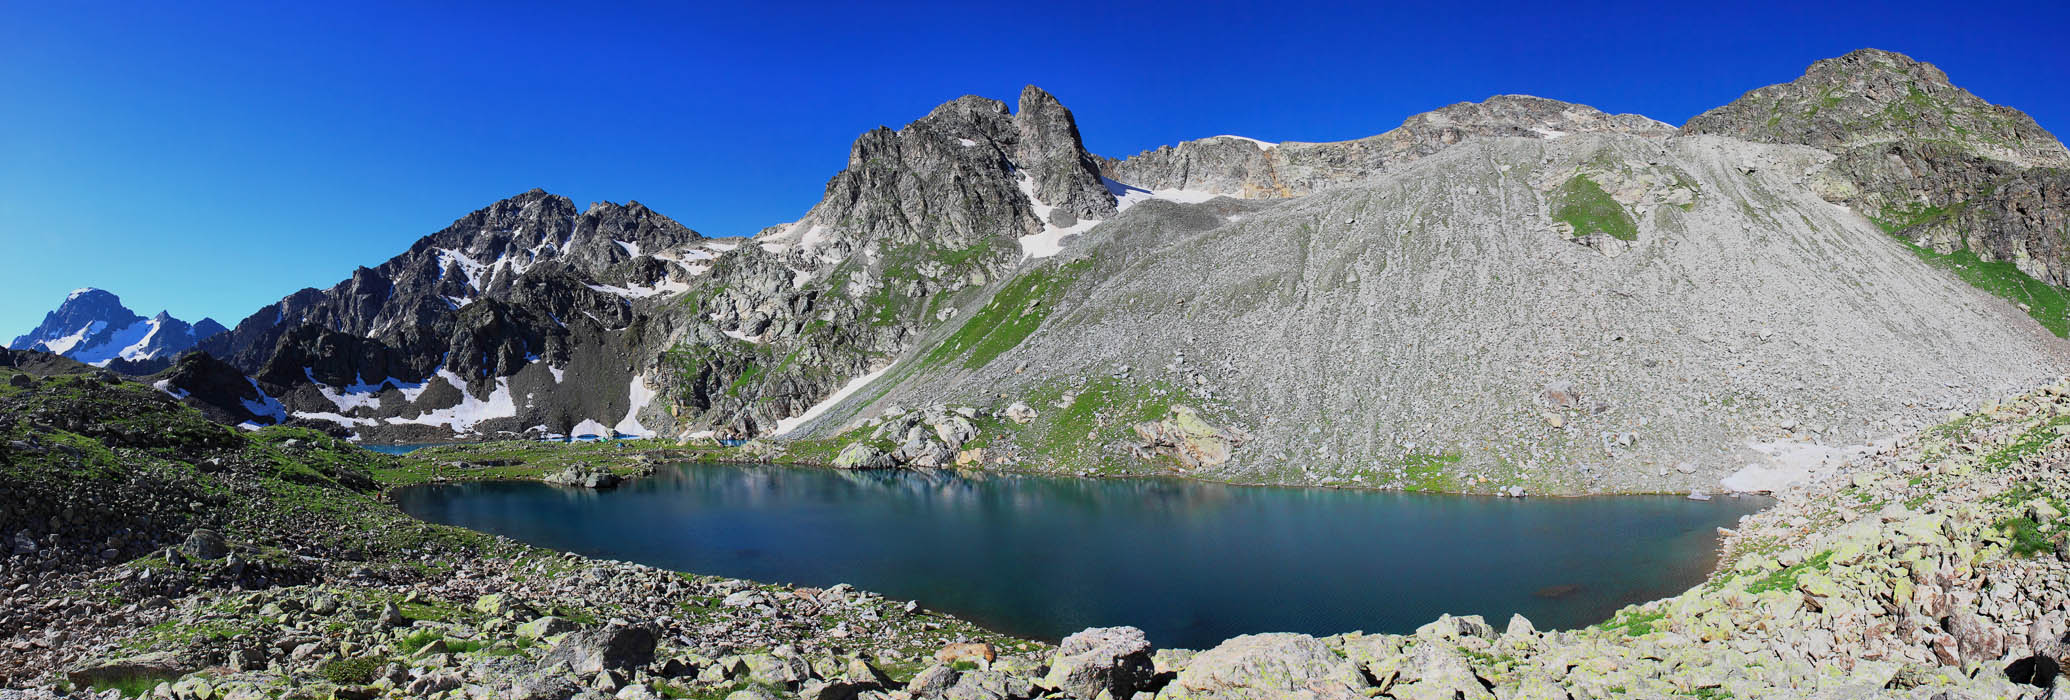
[393,462,1765,650]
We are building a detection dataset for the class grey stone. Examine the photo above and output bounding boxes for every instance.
[1042,626,1155,700]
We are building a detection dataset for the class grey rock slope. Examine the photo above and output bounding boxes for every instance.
[1685,48,2070,309]
[782,132,2070,494]
[9,288,223,371]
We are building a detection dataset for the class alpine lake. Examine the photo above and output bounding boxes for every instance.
[394,460,1766,650]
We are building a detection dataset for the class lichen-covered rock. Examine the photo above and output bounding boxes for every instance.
[1131,405,1247,469]
[541,624,658,675]
[834,443,897,470]
[1163,633,1365,700]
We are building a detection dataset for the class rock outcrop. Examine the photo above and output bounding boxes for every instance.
[1102,95,1676,199]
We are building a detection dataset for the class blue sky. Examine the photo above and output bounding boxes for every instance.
[4,0,2067,336]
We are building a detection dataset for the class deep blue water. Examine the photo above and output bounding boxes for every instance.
[393,462,1765,650]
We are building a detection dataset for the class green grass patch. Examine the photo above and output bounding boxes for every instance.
[1746,550,1834,595]
[1552,174,1638,241]
[320,656,386,685]
[1595,607,1667,637]
[1995,516,2055,558]
[1399,452,1463,492]
[921,261,1085,370]
[90,673,181,698]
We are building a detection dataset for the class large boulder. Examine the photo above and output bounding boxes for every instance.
[542,624,658,674]
[1131,405,1247,469]
[65,651,197,690]
[1387,643,1494,700]
[1163,634,1366,700]
[180,529,228,560]
[1042,626,1155,700]
[543,466,622,489]
[834,443,897,470]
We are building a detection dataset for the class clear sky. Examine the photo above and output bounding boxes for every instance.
[4,0,2066,336]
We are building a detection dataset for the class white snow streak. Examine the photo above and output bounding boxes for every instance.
[614,374,656,437]
[771,363,893,436]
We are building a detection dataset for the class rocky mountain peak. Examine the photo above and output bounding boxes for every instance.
[11,289,141,350]
[1683,48,2069,168]
[1014,85,1117,221]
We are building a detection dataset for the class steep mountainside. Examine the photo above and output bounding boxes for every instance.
[777,131,2070,494]
[8,288,223,372]
[1685,48,2070,332]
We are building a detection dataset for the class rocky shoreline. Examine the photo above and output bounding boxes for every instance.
[6,365,2070,698]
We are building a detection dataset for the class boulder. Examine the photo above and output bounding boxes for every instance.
[379,601,406,627]
[908,665,960,698]
[935,641,997,668]
[941,670,1037,700]
[1042,626,1155,700]
[834,443,897,470]
[518,616,580,640]
[1131,405,1247,469]
[542,624,658,674]
[1005,402,1037,424]
[544,466,622,489]
[1163,633,1365,700]
[66,651,197,690]
[1389,643,1494,700]
[181,529,228,560]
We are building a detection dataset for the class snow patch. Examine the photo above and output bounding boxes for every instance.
[385,371,517,434]
[958,138,977,147]
[1206,135,1277,149]
[1106,176,1227,212]
[41,320,107,355]
[771,363,894,436]
[305,369,390,411]
[292,411,378,427]
[152,379,189,400]
[1016,174,1101,259]
[616,240,642,257]
[240,378,288,426]
[71,319,155,366]
[434,248,489,290]
[723,328,763,344]
[585,280,691,299]
[614,374,657,437]
[570,419,610,438]
[1719,438,1896,493]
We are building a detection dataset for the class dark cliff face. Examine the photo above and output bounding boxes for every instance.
[1684,48,2070,288]
[166,189,706,440]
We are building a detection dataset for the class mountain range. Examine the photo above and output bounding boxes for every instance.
[24,48,2069,494]
[7,288,224,373]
